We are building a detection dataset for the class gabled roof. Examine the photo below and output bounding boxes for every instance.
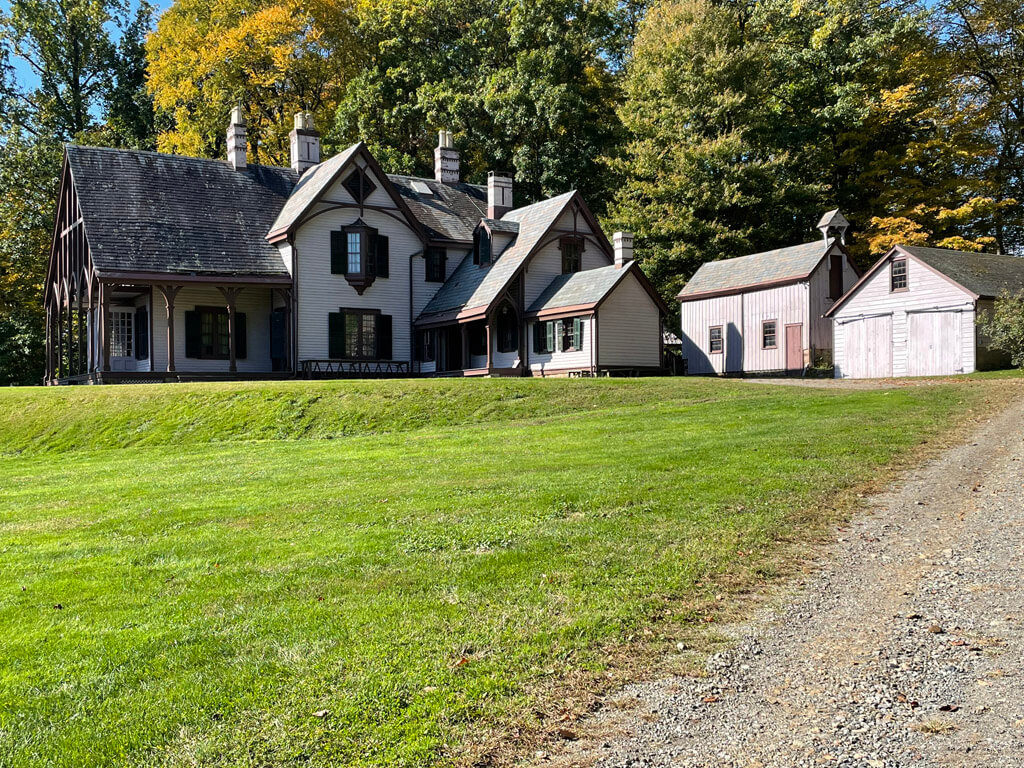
[389,175,488,242]
[818,208,849,230]
[528,263,634,314]
[826,245,1024,316]
[480,217,520,234]
[267,144,360,237]
[678,240,836,301]
[66,145,296,278]
[417,190,578,323]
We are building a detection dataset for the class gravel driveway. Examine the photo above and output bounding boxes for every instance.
[540,399,1024,768]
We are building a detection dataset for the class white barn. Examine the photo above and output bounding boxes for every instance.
[826,245,1024,378]
[677,211,860,375]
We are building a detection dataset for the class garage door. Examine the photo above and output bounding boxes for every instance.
[907,311,961,376]
[841,315,892,378]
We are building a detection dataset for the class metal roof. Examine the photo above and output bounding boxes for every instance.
[899,246,1024,299]
[66,145,296,277]
[678,240,833,300]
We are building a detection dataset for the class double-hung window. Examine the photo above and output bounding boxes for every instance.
[425,247,446,282]
[709,326,723,354]
[328,310,393,360]
[347,232,362,273]
[110,310,134,357]
[890,258,908,291]
[331,219,389,295]
[762,320,777,350]
[560,236,583,274]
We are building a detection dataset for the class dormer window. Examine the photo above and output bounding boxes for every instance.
[473,228,492,266]
[331,218,389,295]
[342,167,377,203]
[560,235,584,274]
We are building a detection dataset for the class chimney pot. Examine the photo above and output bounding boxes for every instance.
[289,111,321,175]
[227,107,247,171]
[487,171,513,219]
[613,231,634,268]
[434,128,460,184]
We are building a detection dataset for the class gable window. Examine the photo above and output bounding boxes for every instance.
[560,236,584,274]
[184,307,247,360]
[328,310,392,360]
[496,304,519,354]
[890,258,908,291]
[829,253,844,300]
[425,247,447,282]
[762,320,777,349]
[331,219,389,294]
[473,228,492,266]
[709,325,723,354]
[341,167,377,204]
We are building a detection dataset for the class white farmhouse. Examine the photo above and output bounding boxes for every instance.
[826,245,1024,378]
[677,211,860,374]
[44,112,667,383]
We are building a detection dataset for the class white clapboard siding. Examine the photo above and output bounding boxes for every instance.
[150,285,275,372]
[807,247,859,353]
[680,293,742,374]
[294,204,422,362]
[737,282,808,372]
[833,253,975,378]
[597,275,661,368]
[528,316,593,374]
[523,211,611,306]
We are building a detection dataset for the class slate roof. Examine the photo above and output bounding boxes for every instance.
[900,246,1024,299]
[678,240,833,300]
[527,263,632,313]
[268,144,360,236]
[67,145,297,277]
[389,174,488,242]
[417,191,577,322]
[481,217,520,234]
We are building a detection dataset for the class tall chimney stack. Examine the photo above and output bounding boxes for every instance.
[227,106,247,171]
[487,171,513,219]
[434,129,460,184]
[289,112,321,175]
[614,231,634,268]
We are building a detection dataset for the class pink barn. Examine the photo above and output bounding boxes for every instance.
[826,245,1024,378]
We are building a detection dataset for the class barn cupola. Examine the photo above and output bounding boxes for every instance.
[487,171,513,219]
[818,209,850,245]
[226,106,247,171]
[434,130,460,184]
[289,112,321,175]
[614,231,634,268]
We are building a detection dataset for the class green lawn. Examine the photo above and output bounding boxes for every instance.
[0,377,1013,767]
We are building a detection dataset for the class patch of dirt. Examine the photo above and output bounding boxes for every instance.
[533,398,1024,768]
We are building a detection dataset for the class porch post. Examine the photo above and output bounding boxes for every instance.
[218,287,243,373]
[485,321,492,372]
[157,285,182,372]
[461,324,469,370]
[45,301,53,383]
[100,282,111,373]
[77,282,85,376]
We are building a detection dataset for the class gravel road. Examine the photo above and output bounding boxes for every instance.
[539,399,1024,768]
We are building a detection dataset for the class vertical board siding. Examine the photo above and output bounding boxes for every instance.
[833,254,975,378]
[679,294,742,374]
[807,247,859,355]
[836,314,893,378]
[738,283,808,372]
[528,316,593,374]
[597,275,661,368]
[151,285,274,372]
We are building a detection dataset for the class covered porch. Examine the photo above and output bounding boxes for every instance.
[414,299,525,377]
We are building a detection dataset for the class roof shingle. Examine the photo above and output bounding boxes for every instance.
[679,240,832,299]
[900,246,1024,299]
[527,263,632,313]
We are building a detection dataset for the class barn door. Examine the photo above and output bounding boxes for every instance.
[907,311,961,376]
[841,315,893,378]
[785,324,803,371]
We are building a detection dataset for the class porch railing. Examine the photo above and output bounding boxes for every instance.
[300,360,411,379]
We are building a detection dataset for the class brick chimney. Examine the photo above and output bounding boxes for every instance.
[434,130,460,184]
[227,106,247,171]
[614,231,634,268]
[487,172,513,219]
[289,112,320,175]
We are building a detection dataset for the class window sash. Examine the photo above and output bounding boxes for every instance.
[344,311,377,359]
[110,310,133,357]
[890,259,908,291]
[347,232,362,273]
[560,238,582,274]
[762,321,777,349]
[709,326,723,353]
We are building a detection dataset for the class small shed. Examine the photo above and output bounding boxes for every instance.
[826,245,1024,378]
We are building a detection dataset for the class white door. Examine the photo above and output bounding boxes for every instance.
[906,311,961,376]
[841,315,893,378]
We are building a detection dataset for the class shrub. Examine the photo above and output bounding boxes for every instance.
[979,290,1024,368]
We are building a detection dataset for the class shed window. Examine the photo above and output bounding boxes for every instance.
[890,259,908,291]
[560,236,583,274]
[709,325,723,354]
[425,247,447,282]
[762,320,777,349]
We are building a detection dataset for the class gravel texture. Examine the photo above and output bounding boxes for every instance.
[540,399,1024,768]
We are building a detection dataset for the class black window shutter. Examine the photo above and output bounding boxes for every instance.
[328,312,345,358]
[376,234,390,278]
[331,230,347,274]
[235,312,247,359]
[270,310,286,361]
[533,322,542,352]
[134,306,149,360]
[377,314,393,360]
[185,310,201,358]
[415,329,424,361]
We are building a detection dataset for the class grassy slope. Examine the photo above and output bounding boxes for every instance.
[0,377,1010,767]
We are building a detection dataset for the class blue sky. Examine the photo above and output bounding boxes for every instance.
[2,0,171,89]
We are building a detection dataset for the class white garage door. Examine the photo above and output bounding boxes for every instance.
[907,311,962,376]
[842,315,893,378]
